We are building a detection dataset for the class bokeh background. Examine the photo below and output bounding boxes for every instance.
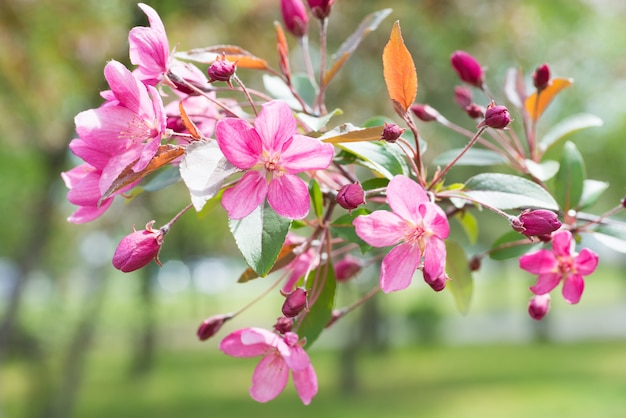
[1,1,625,417]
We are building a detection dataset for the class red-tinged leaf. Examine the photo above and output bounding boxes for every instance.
[319,124,384,144]
[237,242,299,283]
[382,21,418,114]
[175,45,270,70]
[525,77,573,121]
[100,145,185,202]
[274,22,291,79]
[179,101,201,140]
[323,8,392,86]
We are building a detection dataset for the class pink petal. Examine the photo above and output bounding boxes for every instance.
[69,138,112,170]
[420,202,450,239]
[67,202,113,224]
[75,107,136,154]
[219,328,275,357]
[104,60,151,115]
[380,242,421,293]
[519,249,558,274]
[551,230,572,257]
[422,237,446,282]
[280,135,334,173]
[529,272,562,295]
[562,274,584,304]
[250,354,289,403]
[386,175,428,222]
[282,343,311,372]
[254,101,297,153]
[66,170,102,206]
[138,3,167,37]
[99,149,143,196]
[353,210,405,248]
[216,118,262,169]
[574,248,599,276]
[292,364,318,405]
[267,174,309,219]
[222,171,268,220]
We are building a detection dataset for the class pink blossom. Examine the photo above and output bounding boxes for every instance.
[215,100,334,220]
[353,175,450,293]
[129,3,171,86]
[219,328,318,405]
[61,163,115,223]
[112,221,164,272]
[519,230,599,304]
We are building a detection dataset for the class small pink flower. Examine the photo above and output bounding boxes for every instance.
[450,50,484,88]
[410,104,439,122]
[334,254,362,282]
[478,102,511,129]
[197,314,233,341]
[532,64,551,91]
[528,294,550,320]
[353,175,450,293]
[61,163,115,224]
[307,0,335,19]
[519,230,599,304]
[215,100,334,220]
[380,122,405,143]
[112,221,165,272]
[282,288,308,318]
[129,3,171,86]
[511,209,561,237]
[336,183,365,211]
[220,328,318,405]
[281,0,309,38]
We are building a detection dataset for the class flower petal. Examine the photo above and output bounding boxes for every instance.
[267,174,309,219]
[75,106,136,154]
[519,249,558,275]
[280,135,334,173]
[551,230,572,257]
[380,242,421,293]
[562,274,585,304]
[574,248,599,276]
[422,237,446,282]
[282,343,310,372]
[222,171,267,220]
[219,328,276,357]
[353,210,405,248]
[420,202,450,239]
[216,118,262,169]
[104,60,152,116]
[254,101,297,153]
[250,354,289,403]
[529,272,562,295]
[386,175,428,222]
[292,364,318,405]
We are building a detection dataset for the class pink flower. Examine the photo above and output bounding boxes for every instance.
[112,221,165,272]
[519,230,599,304]
[61,163,115,223]
[280,0,309,38]
[219,328,318,405]
[129,3,171,86]
[353,175,450,293]
[215,100,334,220]
[450,50,484,88]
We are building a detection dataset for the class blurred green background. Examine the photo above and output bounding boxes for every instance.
[1,1,625,417]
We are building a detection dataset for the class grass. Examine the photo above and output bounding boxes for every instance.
[5,340,626,418]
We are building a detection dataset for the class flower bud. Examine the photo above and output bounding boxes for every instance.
[478,102,511,129]
[423,272,447,292]
[281,0,309,38]
[528,294,550,320]
[336,183,366,211]
[208,54,237,88]
[532,64,551,91]
[621,196,626,208]
[381,122,405,143]
[410,104,439,122]
[281,287,308,317]
[307,0,334,19]
[274,316,294,334]
[464,103,484,119]
[334,255,362,282]
[450,50,484,88]
[197,313,233,341]
[511,209,561,237]
[454,86,473,108]
[112,221,164,273]
[469,256,481,272]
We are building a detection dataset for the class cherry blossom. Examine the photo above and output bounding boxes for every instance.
[129,3,171,86]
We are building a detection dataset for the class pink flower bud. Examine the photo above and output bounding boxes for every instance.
[381,122,405,143]
[469,256,481,272]
[454,86,473,108]
[464,103,484,119]
[197,313,233,341]
[208,54,237,87]
[334,255,362,282]
[621,196,626,208]
[307,0,334,19]
[423,272,447,292]
[450,50,484,88]
[112,221,164,273]
[532,64,551,91]
[336,183,365,211]
[410,104,439,122]
[528,294,550,320]
[273,316,294,334]
[478,102,511,129]
[511,209,562,237]
[282,287,308,317]
[281,0,309,38]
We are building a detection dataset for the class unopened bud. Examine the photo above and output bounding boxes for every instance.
[464,104,484,119]
[112,221,164,273]
[274,316,294,334]
[528,294,550,320]
[337,183,366,211]
[334,255,362,282]
[511,209,561,237]
[621,196,626,208]
[478,102,511,129]
[410,104,438,122]
[381,122,405,143]
[469,256,481,272]
[197,313,232,341]
[281,287,308,317]
[450,50,484,88]
[208,54,237,88]
[307,0,334,19]
[423,272,447,292]
[281,0,309,38]
[454,86,473,108]
[532,64,551,91]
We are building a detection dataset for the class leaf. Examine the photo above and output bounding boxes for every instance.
[297,262,337,348]
[579,179,609,210]
[525,77,573,121]
[331,209,372,254]
[179,141,238,212]
[382,21,418,113]
[229,202,292,277]
[540,113,603,153]
[553,141,585,212]
[309,179,323,219]
[592,222,626,254]
[175,45,270,70]
[319,124,384,144]
[489,230,542,260]
[237,242,299,283]
[337,141,411,179]
[454,211,478,244]
[525,159,559,182]
[179,101,201,140]
[445,240,473,315]
[100,145,185,203]
[292,73,316,108]
[503,67,525,109]
[142,165,181,192]
[297,108,343,132]
[324,8,393,86]
[433,148,508,167]
[262,74,302,110]
[460,173,558,210]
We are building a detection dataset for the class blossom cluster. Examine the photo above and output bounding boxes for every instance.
[63,0,624,405]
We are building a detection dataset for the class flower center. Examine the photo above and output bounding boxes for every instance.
[403,221,426,251]
[120,115,158,148]
[263,153,285,178]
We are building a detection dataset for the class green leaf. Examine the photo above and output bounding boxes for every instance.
[591,222,626,254]
[445,240,473,315]
[361,177,389,191]
[454,211,478,244]
[292,73,316,108]
[262,74,302,110]
[540,113,603,153]
[297,108,342,132]
[309,179,323,219]
[297,262,337,348]
[525,159,559,182]
[229,202,291,276]
[338,140,411,179]
[142,165,181,192]
[579,179,609,210]
[433,148,508,167]
[331,209,372,253]
[489,230,542,260]
[461,173,558,210]
[553,141,585,212]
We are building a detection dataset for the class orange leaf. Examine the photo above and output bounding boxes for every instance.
[175,45,270,71]
[274,21,291,79]
[179,101,201,140]
[525,77,573,121]
[382,21,418,114]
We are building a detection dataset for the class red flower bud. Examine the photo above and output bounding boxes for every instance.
[532,64,551,91]
[511,209,561,237]
[381,122,405,143]
[112,221,164,273]
[281,287,308,317]
[334,255,362,282]
[336,183,366,211]
[281,0,309,38]
[454,86,473,108]
[274,316,294,334]
[528,294,550,320]
[197,313,232,341]
[464,103,484,119]
[423,272,447,292]
[621,196,626,208]
[410,104,439,122]
[469,256,481,272]
[208,54,237,87]
[450,50,484,88]
[478,102,511,129]
[307,0,334,19]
